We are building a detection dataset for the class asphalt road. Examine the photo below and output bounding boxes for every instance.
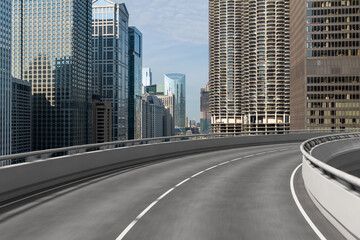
[0,143,344,240]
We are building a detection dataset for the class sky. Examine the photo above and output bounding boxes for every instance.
[125,0,209,122]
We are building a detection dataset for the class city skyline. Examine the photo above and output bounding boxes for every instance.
[125,0,208,121]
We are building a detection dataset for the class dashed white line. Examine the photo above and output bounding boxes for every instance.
[290,164,327,240]
[116,146,297,240]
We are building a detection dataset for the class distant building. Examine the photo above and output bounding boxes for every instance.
[13,0,93,151]
[200,84,211,134]
[142,68,152,93]
[164,73,186,130]
[1,0,12,156]
[185,116,189,128]
[145,84,165,95]
[163,107,174,137]
[290,0,360,130]
[12,78,32,155]
[141,94,165,138]
[93,0,129,141]
[157,93,175,136]
[128,27,143,140]
[92,97,113,143]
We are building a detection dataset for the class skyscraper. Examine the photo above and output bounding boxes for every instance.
[209,0,290,133]
[93,0,129,141]
[12,0,93,150]
[290,0,360,130]
[164,73,186,130]
[142,68,152,93]
[0,0,12,156]
[128,27,143,140]
[200,83,211,134]
[12,78,32,155]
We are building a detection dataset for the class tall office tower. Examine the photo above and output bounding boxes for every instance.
[12,0,93,150]
[93,1,129,141]
[12,78,32,155]
[200,83,211,134]
[0,0,12,156]
[128,27,143,140]
[164,73,186,130]
[291,0,360,130]
[209,0,290,133]
[142,68,152,93]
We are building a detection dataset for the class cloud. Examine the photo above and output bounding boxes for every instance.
[126,0,208,45]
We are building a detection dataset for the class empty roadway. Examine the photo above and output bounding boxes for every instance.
[0,143,344,240]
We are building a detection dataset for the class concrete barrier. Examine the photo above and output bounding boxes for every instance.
[302,135,360,239]
[0,133,325,204]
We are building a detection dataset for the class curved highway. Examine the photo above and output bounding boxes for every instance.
[0,143,344,239]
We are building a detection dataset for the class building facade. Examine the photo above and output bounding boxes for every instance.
[290,0,360,130]
[157,93,175,136]
[200,83,211,134]
[12,0,93,150]
[92,97,113,143]
[145,84,165,95]
[128,27,143,140]
[142,67,152,93]
[141,94,166,138]
[93,0,129,141]
[12,78,32,155]
[164,73,186,130]
[0,0,12,156]
[209,0,290,133]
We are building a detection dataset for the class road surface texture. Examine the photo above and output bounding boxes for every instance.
[0,143,344,240]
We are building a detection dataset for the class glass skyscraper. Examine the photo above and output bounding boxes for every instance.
[93,0,129,141]
[0,0,12,156]
[128,27,143,140]
[164,73,186,130]
[12,0,93,150]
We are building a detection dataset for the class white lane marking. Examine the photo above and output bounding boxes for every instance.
[116,220,138,240]
[157,188,175,200]
[136,201,159,220]
[290,164,327,240]
[175,179,190,188]
[191,171,205,178]
[116,146,298,240]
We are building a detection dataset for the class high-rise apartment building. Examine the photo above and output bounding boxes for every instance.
[209,0,290,133]
[142,68,152,93]
[12,78,32,155]
[290,0,360,130]
[164,73,186,130]
[12,0,93,150]
[93,0,129,141]
[0,0,12,156]
[128,27,143,140]
[200,83,211,134]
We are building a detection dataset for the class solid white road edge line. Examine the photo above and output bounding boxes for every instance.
[116,146,296,240]
[290,164,327,240]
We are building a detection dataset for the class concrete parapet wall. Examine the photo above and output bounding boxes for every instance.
[303,136,360,239]
[0,133,324,204]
